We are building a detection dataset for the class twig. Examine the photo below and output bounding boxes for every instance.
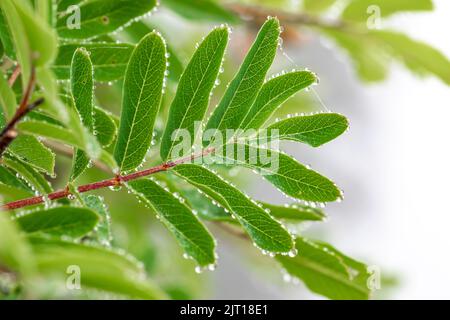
[8,65,21,87]
[1,147,215,211]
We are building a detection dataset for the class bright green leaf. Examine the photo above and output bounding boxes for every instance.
[70,48,95,181]
[0,8,15,59]
[161,26,229,160]
[81,194,112,246]
[30,237,167,299]
[342,0,433,22]
[128,178,216,267]
[265,113,348,147]
[93,106,117,147]
[15,206,99,238]
[0,69,17,118]
[205,18,281,140]
[174,164,294,254]
[241,71,317,130]
[303,0,337,13]
[53,43,135,81]
[262,203,326,222]
[114,32,166,172]
[8,135,55,175]
[56,0,158,40]
[211,144,341,203]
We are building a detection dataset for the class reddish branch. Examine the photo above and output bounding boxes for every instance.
[0,67,43,157]
[1,147,215,211]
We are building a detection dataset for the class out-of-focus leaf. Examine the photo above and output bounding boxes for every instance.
[0,69,16,118]
[53,43,134,81]
[276,237,371,300]
[0,8,15,59]
[114,32,166,173]
[323,29,390,82]
[342,0,433,22]
[8,135,55,176]
[372,30,450,85]
[163,0,239,24]
[0,166,32,193]
[30,237,167,299]
[15,206,99,238]
[303,0,337,13]
[241,71,317,130]
[56,0,158,40]
[174,164,294,254]
[205,18,280,140]
[161,26,229,160]
[0,212,35,277]
[128,178,216,268]
[264,113,348,147]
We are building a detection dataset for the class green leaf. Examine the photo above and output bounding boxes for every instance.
[161,26,229,160]
[0,212,35,277]
[93,106,117,147]
[7,134,55,175]
[323,29,389,82]
[371,30,450,85]
[174,164,294,254]
[204,18,281,140]
[342,0,433,22]
[264,113,349,147]
[53,43,135,81]
[121,22,184,83]
[2,156,53,195]
[0,69,17,119]
[114,32,166,172]
[0,166,32,193]
[276,237,370,300]
[70,48,95,181]
[30,237,167,299]
[303,0,337,13]
[241,71,317,130]
[81,194,112,246]
[163,0,239,24]
[0,0,31,87]
[212,144,341,203]
[262,203,326,222]
[56,0,158,40]
[10,0,57,66]
[0,8,15,59]
[17,120,116,170]
[15,206,99,238]
[127,178,216,268]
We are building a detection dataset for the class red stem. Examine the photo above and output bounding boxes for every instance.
[1,147,214,211]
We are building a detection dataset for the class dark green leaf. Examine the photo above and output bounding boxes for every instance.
[265,113,348,147]
[262,203,326,222]
[174,164,294,254]
[30,237,167,299]
[81,194,112,246]
[53,43,134,81]
[114,32,166,172]
[0,8,15,59]
[15,206,99,238]
[161,26,229,160]
[93,106,117,147]
[128,178,216,267]
[8,135,55,175]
